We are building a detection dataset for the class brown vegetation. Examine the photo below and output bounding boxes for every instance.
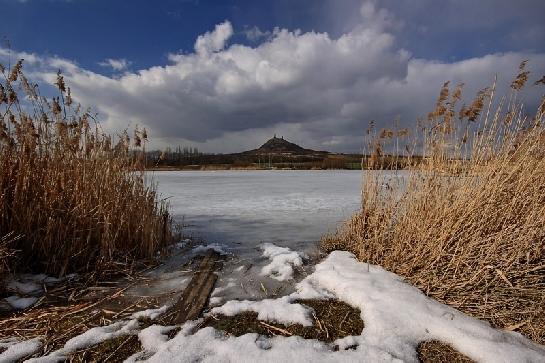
[204,299,364,344]
[0,60,172,279]
[417,341,474,363]
[322,62,545,343]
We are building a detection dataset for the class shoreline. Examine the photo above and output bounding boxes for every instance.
[146,166,364,171]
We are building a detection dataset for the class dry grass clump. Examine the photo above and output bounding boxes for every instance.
[323,62,545,343]
[204,299,364,343]
[0,60,172,277]
[417,341,474,363]
[0,233,18,290]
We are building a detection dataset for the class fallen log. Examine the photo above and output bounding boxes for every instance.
[171,250,222,324]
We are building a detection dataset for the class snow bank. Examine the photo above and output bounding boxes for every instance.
[137,251,545,362]
[260,243,307,281]
[302,251,545,362]
[300,251,545,362]
[143,325,391,363]
[0,337,42,363]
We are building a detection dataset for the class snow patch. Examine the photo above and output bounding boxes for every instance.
[138,325,177,353]
[6,281,42,295]
[192,243,230,255]
[10,251,545,362]
[26,320,140,363]
[131,305,169,320]
[64,320,139,352]
[210,296,313,326]
[5,296,38,310]
[3,273,77,311]
[23,304,171,362]
[173,238,191,249]
[209,297,223,306]
[211,281,237,297]
[260,243,307,281]
[137,251,545,362]
[301,251,545,362]
[0,337,42,363]
[140,325,393,363]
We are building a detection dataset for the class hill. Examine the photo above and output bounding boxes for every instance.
[147,135,363,170]
[243,135,326,155]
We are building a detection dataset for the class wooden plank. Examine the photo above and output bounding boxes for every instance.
[171,249,222,324]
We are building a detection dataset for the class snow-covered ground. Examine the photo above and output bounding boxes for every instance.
[4,170,542,361]
[6,251,543,362]
[1,273,78,312]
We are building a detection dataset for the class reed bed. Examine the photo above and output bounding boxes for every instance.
[0,60,172,279]
[323,62,545,343]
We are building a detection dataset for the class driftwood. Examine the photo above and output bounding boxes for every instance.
[172,250,222,324]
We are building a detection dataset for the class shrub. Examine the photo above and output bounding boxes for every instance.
[0,60,172,277]
[323,62,545,343]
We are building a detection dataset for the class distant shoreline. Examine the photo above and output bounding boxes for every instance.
[145,165,363,171]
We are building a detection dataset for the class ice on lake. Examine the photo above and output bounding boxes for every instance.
[152,170,364,258]
[146,170,364,300]
[149,170,405,300]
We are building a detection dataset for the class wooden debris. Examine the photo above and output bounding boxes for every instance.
[172,250,222,324]
[259,321,293,336]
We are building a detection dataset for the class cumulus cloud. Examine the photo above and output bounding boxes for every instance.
[194,21,233,55]
[98,58,130,72]
[243,26,272,42]
[1,2,544,153]
[359,0,400,31]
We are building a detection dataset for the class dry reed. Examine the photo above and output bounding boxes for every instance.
[0,60,172,279]
[323,62,545,343]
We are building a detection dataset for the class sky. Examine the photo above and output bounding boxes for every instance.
[1,0,545,153]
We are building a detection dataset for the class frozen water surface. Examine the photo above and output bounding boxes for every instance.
[152,170,365,258]
[150,170,407,301]
[150,170,365,299]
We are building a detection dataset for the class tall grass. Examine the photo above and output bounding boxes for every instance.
[0,60,172,278]
[323,62,545,343]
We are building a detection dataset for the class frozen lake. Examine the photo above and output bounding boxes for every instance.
[152,170,364,258]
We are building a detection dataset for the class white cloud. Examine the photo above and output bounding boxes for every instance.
[194,21,233,55]
[2,2,544,153]
[98,58,130,72]
[244,26,272,42]
[359,0,400,31]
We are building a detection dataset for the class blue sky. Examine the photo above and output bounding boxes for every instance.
[2,0,349,72]
[1,0,545,152]
[3,0,544,70]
